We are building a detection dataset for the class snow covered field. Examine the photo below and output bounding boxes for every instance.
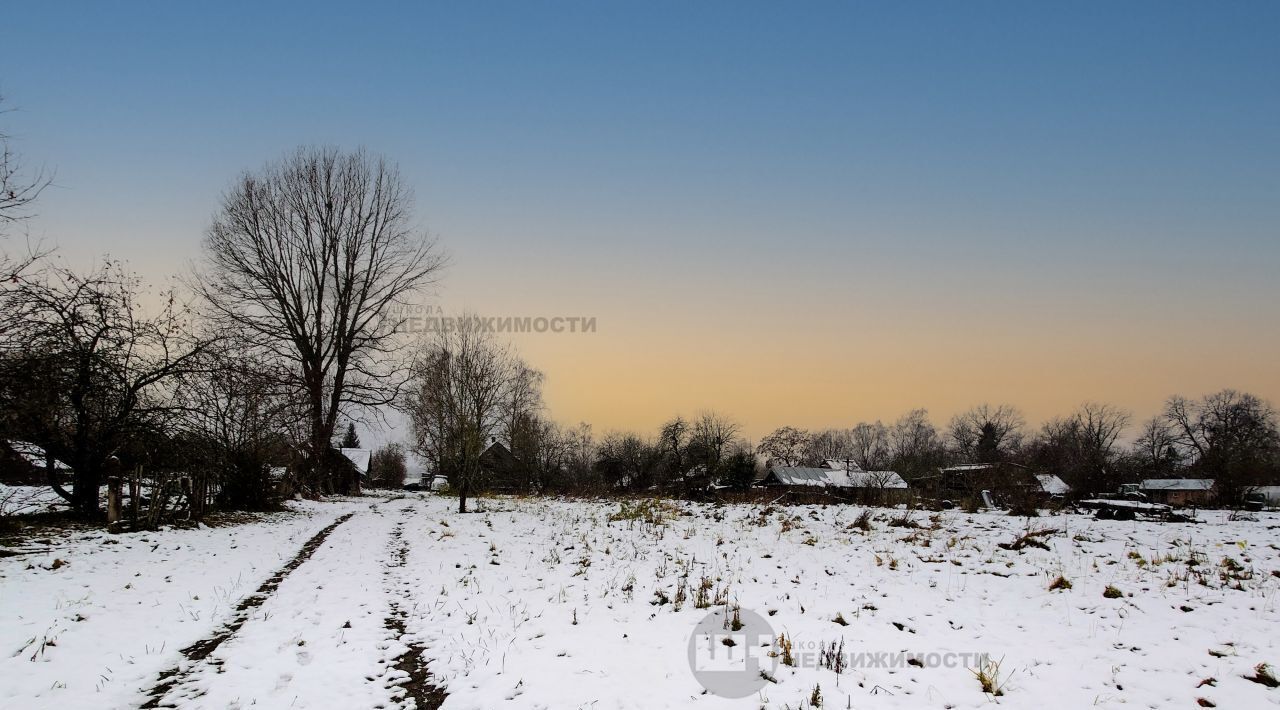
[3,494,1280,709]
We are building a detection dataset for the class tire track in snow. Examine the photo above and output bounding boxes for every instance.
[138,511,355,708]
[383,499,448,709]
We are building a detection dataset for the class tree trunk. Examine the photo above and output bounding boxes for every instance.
[458,478,469,513]
[73,465,101,517]
[46,453,73,504]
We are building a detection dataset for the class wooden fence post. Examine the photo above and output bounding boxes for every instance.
[106,476,123,525]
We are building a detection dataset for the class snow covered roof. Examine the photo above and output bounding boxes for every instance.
[1035,474,1071,496]
[940,464,997,473]
[4,441,73,473]
[822,459,864,472]
[766,467,829,486]
[1141,478,1213,491]
[831,470,909,489]
[766,466,907,489]
[339,448,371,475]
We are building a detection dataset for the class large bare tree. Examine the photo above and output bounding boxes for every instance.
[199,147,444,493]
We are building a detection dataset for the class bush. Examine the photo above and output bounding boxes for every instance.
[370,444,408,489]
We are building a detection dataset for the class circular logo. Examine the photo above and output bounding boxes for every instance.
[687,607,778,698]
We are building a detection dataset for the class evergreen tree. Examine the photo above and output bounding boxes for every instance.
[341,422,361,449]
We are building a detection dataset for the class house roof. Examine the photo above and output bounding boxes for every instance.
[766,466,907,489]
[766,467,830,486]
[339,448,371,475]
[5,441,73,473]
[833,470,909,489]
[940,463,997,473]
[1141,478,1213,491]
[1035,474,1071,496]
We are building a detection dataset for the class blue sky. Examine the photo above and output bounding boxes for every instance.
[4,2,1278,437]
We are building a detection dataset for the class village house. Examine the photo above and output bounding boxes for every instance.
[1140,478,1214,507]
[758,461,909,503]
[925,462,1070,506]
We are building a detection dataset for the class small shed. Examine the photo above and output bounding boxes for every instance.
[1035,474,1071,497]
[335,447,372,494]
[339,448,371,477]
[1140,479,1214,506]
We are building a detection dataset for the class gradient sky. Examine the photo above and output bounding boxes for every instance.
[4,2,1278,443]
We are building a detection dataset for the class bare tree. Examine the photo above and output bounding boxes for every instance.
[0,96,53,328]
[526,418,572,491]
[594,431,663,491]
[175,338,301,509]
[1132,415,1180,474]
[949,403,1025,462]
[1074,402,1130,460]
[849,421,891,470]
[199,147,444,494]
[406,324,517,512]
[1162,390,1279,503]
[758,426,811,467]
[658,416,690,489]
[0,96,51,236]
[0,261,211,516]
[688,411,741,490]
[1026,402,1130,495]
[890,409,947,481]
[805,428,850,465]
[499,360,545,491]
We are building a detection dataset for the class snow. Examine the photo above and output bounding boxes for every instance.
[0,484,70,516]
[3,494,1280,709]
[0,498,365,709]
